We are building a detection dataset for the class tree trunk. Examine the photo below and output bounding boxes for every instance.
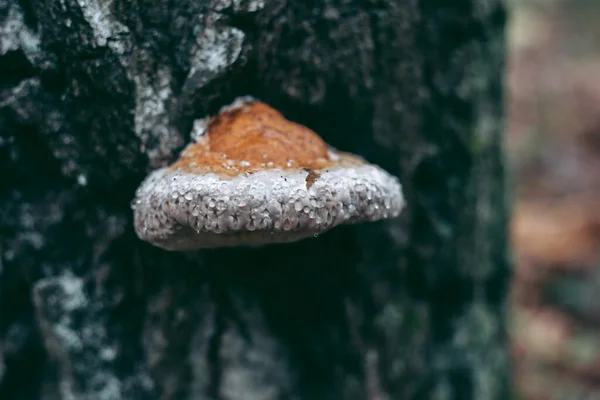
[0,0,510,399]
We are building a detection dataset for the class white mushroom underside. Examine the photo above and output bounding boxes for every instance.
[133,165,405,250]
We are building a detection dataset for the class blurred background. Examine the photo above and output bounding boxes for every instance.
[508,0,600,398]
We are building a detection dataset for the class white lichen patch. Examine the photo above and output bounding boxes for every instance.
[0,2,41,62]
[133,163,405,250]
[32,275,126,400]
[219,314,291,400]
[191,118,210,142]
[214,0,265,13]
[75,0,130,53]
[188,24,245,78]
[70,0,182,166]
[134,61,183,165]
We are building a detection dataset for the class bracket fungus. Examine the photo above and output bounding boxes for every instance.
[133,97,405,250]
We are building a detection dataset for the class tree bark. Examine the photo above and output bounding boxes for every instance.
[0,0,510,399]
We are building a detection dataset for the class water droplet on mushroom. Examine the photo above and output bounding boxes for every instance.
[130,198,141,210]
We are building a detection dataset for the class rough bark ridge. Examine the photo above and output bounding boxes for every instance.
[0,0,509,399]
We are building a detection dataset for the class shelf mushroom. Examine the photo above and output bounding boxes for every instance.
[133,97,405,250]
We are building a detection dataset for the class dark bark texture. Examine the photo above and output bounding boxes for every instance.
[0,0,510,399]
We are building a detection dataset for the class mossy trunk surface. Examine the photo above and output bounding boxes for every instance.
[0,0,510,399]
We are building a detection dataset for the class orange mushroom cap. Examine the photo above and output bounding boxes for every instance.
[133,97,405,250]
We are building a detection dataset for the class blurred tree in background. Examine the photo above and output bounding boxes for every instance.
[509,0,600,398]
[0,1,509,399]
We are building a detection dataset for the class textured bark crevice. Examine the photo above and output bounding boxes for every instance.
[1,0,509,399]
